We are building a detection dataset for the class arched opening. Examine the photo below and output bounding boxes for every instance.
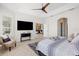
[57,18,68,38]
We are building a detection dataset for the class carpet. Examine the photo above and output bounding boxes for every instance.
[28,42,39,55]
[28,42,46,56]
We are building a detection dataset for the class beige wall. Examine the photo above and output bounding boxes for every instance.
[0,5,44,42]
[45,7,79,37]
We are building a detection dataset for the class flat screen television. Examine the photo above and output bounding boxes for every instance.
[17,21,33,30]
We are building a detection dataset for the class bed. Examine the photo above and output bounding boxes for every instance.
[49,40,76,56]
[36,35,79,56]
[36,36,66,56]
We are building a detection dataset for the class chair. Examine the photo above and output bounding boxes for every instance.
[0,37,16,51]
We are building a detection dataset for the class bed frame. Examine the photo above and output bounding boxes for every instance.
[37,50,46,56]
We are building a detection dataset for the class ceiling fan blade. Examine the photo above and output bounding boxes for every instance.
[42,3,50,9]
[43,9,47,13]
[32,8,42,10]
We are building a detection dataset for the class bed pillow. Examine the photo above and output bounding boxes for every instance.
[58,36,66,40]
[68,33,75,42]
[50,36,60,40]
[49,36,59,40]
[71,35,79,44]
[75,33,79,37]
[54,36,58,40]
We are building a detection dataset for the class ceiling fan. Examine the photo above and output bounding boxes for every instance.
[32,3,50,13]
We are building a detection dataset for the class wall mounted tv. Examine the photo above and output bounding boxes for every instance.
[17,21,33,30]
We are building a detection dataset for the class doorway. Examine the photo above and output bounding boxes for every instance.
[57,18,68,38]
[35,23,44,39]
[36,23,43,34]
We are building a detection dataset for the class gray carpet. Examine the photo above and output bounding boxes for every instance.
[28,42,46,56]
[28,42,39,55]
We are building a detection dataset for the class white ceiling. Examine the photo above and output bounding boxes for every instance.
[1,3,79,18]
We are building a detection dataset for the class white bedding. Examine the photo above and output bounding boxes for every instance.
[36,37,65,56]
[36,39,54,55]
[50,40,77,56]
[36,37,79,56]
